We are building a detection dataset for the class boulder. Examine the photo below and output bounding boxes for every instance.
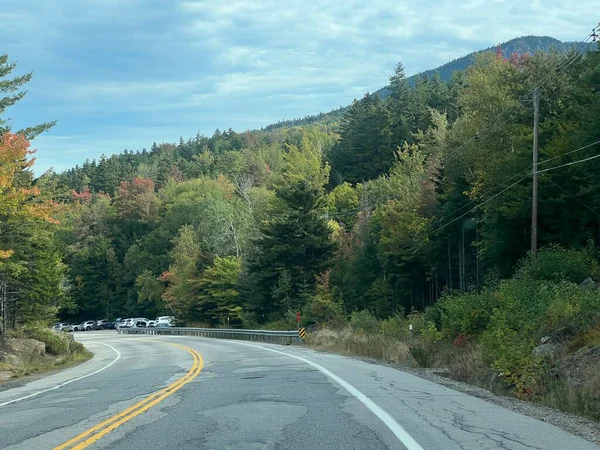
[7,339,45,363]
[532,342,560,360]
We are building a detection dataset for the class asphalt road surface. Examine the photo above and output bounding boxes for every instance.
[0,331,597,450]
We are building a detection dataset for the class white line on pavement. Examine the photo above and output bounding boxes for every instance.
[230,341,424,450]
[0,342,121,408]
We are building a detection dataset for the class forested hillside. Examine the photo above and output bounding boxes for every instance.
[33,41,598,324]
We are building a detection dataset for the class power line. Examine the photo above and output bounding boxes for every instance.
[441,27,596,165]
[537,147,600,173]
[537,139,600,166]
[427,166,531,229]
[540,173,600,219]
[525,36,595,97]
[398,174,530,253]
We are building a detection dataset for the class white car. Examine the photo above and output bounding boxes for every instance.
[83,320,96,331]
[156,316,176,326]
[52,323,69,332]
[131,318,150,328]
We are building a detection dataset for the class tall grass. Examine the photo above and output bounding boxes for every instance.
[308,327,410,365]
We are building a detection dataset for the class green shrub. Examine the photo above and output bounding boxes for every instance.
[409,345,431,367]
[263,319,293,331]
[13,326,70,356]
[69,339,91,357]
[304,292,345,326]
[436,290,498,338]
[420,322,443,346]
[350,310,380,333]
[381,315,409,340]
[515,244,598,283]
[477,276,600,396]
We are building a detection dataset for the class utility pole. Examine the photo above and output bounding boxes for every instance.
[531,87,540,258]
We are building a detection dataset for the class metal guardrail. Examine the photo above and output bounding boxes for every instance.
[117,326,303,344]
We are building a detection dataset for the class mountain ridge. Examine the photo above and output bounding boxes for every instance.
[263,35,583,131]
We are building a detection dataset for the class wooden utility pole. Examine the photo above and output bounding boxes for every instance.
[531,87,540,258]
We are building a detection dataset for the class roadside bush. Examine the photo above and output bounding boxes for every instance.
[350,310,380,333]
[69,339,92,359]
[381,314,409,340]
[478,276,600,396]
[515,244,598,283]
[304,292,345,327]
[436,289,498,338]
[263,319,293,331]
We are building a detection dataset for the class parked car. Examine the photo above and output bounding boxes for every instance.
[96,319,112,330]
[131,318,150,328]
[147,320,156,327]
[156,316,177,326]
[52,323,69,332]
[63,324,75,332]
[155,322,173,328]
[72,323,84,332]
[156,316,176,323]
[83,320,97,331]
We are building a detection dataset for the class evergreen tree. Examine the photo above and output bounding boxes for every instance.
[247,180,336,320]
[329,94,394,183]
[0,54,55,138]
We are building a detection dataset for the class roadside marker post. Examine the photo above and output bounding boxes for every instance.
[299,328,306,340]
[295,311,301,330]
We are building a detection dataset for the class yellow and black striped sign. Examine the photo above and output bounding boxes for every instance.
[299,328,306,339]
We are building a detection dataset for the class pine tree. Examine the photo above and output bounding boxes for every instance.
[0,54,55,138]
[248,180,336,320]
[329,94,394,183]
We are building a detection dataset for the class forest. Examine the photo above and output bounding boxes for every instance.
[2,40,600,406]
[3,38,600,410]
[1,43,599,328]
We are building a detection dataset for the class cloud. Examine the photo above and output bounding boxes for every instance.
[0,0,597,172]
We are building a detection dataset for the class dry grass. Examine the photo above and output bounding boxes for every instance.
[542,362,600,421]
[446,345,487,382]
[307,327,410,365]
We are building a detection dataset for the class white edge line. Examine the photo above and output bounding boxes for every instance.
[229,341,424,450]
[0,342,121,408]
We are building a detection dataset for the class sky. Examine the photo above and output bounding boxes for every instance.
[1,0,597,173]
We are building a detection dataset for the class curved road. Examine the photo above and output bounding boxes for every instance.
[0,332,597,450]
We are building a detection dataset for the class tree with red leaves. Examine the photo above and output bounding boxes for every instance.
[114,177,160,222]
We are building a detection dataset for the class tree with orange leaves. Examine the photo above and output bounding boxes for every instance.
[0,133,58,263]
[0,133,67,330]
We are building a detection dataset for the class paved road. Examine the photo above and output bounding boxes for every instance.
[0,332,597,450]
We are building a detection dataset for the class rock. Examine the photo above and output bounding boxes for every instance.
[579,277,596,290]
[0,370,13,382]
[6,339,45,363]
[0,353,24,367]
[532,342,560,360]
[540,335,552,345]
[559,345,600,388]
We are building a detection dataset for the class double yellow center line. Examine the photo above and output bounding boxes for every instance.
[54,342,203,450]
